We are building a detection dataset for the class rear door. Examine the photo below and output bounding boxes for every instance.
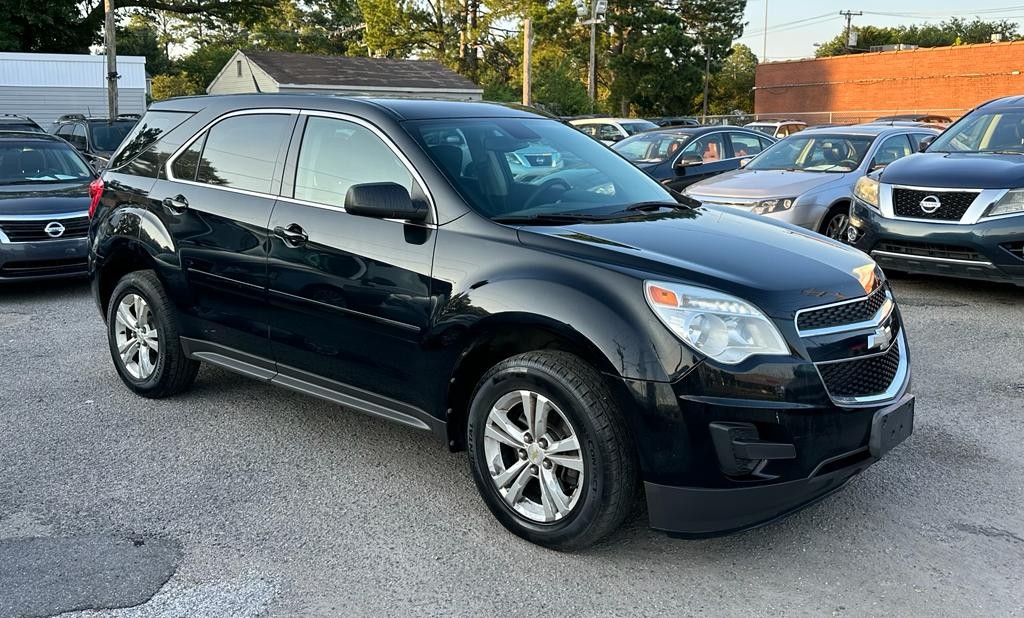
[265,112,437,412]
[153,110,297,360]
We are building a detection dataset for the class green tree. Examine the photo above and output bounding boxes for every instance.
[706,43,756,114]
[116,13,172,75]
[816,17,1020,57]
[150,72,200,100]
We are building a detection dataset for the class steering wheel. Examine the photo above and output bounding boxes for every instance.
[523,178,572,210]
[837,159,858,168]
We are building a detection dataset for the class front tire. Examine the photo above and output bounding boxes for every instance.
[106,270,199,398]
[466,351,638,550]
[820,204,850,242]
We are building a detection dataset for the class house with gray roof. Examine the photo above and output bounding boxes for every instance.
[207,50,483,100]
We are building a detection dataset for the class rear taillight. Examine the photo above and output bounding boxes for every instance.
[88,178,104,219]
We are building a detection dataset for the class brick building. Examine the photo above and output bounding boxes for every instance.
[754,41,1024,125]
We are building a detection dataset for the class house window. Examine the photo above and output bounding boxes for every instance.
[236,60,242,77]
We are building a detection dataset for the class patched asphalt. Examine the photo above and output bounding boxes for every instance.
[0,275,1021,616]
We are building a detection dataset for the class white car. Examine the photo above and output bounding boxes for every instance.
[569,117,659,145]
[745,119,807,139]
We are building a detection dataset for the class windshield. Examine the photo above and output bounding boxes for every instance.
[929,108,1024,153]
[88,120,136,152]
[613,133,691,164]
[406,117,676,219]
[0,140,92,184]
[620,121,658,135]
[0,123,43,133]
[745,134,873,173]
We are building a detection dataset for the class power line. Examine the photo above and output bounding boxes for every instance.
[740,13,839,39]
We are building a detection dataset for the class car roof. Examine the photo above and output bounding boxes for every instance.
[980,95,1024,109]
[0,130,64,141]
[798,123,938,137]
[151,94,549,122]
[570,117,652,124]
[628,126,763,138]
[747,119,805,126]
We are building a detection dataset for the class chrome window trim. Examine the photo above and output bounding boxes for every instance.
[871,249,997,268]
[164,107,438,224]
[813,331,910,407]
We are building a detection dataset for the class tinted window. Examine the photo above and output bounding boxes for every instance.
[195,114,291,193]
[408,117,674,219]
[294,116,415,207]
[597,124,621,141]
[69,124,87,148]
[682,133,726,162]
[88,120,136,152]
[620,121,658,135]
[728,132,764,157]
[109,111,190,169]
[171,132,205,182]
[872,134,913,168]
[0,139,92,184]
[613,133,690,164]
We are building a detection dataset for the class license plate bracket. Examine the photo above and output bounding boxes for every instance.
[869,394,915,458]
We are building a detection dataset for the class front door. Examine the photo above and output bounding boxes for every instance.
[665,132,733,190]
[154,111,296,359]
[266,113,437,411]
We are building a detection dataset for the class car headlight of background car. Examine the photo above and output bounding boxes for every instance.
[752,197,797,215]
[986,189,1024,217]
[644,281,789,364]
[854,175,880,209]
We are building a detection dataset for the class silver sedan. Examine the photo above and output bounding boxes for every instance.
[683,124,941,241]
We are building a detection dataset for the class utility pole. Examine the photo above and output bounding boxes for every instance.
[522,18,532,105]
[840,10,862,53]
[104,0,118,120]
[761,0,768,62]
[702,43,710,122]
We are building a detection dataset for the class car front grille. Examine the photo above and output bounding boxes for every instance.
[796,284,889,334]
[817,336,902,400]
[0,216,89,242]
[524,154,554,167]
[892,188,977,221]
[876,240,985,262]
[0,257,87,278]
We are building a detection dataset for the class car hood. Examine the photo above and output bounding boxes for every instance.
[0,182,91,216]
[517,207,878,318]
[685,169,850,200]
[881,152,1024,189]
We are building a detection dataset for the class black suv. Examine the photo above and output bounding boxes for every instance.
[851,95,1024,285]
[90,96,914,549]
[0,114,45,133]
[52,114,139,169]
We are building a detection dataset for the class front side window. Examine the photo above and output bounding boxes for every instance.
[746,134,874,173]
[0,140,93,184]
[294,116,416,207]
[192,114,292,193]
[406,117,675,220]
[929,108,1024,153]
[682,133,726,162]
[614,133,691,164]
[872,134,913,168]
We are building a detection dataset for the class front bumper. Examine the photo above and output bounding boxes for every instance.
[0,237,89,281]
[850,200,1024,285]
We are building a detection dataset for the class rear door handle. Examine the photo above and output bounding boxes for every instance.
[273,223,308,246]
[162,195,189,212]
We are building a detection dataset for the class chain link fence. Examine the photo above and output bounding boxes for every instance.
[700,109,967,126]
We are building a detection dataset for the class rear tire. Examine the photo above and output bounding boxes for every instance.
[466,351,638,550]
[106,270,199,398]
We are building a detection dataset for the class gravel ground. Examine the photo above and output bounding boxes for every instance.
[0,275,1022,617]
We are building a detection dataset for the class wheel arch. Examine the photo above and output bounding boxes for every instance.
[94,206,178,317]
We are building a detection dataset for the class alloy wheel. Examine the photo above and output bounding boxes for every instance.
[113,293,160,380]
[825,212,849,241]
[483,390,585,523]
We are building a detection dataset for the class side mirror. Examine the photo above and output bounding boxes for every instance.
[869,161,887,172]
[345,182,427,222]
[674,154,704,169]
[918,135,935,153]
[738,157,753,168]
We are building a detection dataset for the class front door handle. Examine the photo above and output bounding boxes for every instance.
[273,223,308,247]
[162,195,189,212]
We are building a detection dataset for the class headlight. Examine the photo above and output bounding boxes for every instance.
[752,197,796,215]
[854,175,880,209]
[644,281,789,364]
[986,189,1024,217]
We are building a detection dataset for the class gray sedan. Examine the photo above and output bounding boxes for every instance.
[682,124,940,240]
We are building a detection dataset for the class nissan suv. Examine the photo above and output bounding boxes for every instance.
[852,95,1024,285]
[90,96,915,549]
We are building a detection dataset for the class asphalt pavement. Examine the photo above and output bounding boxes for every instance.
[0,275,1022,616]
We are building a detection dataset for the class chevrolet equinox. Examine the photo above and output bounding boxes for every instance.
[89,96,915,550]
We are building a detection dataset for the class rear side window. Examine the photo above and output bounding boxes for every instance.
[192,114,292,194]
[728,132,764,157]
[109,111,191,171]
[294,116,415,207]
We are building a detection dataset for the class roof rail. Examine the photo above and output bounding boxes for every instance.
[117,113,142,119]
[55,113,87,123]
[1,113,32,120]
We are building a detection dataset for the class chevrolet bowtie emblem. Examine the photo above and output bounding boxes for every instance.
[868,324,894,351]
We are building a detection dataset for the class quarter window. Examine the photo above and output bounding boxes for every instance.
[193,114,291,193]
[294,116,416,207]
[171,132,206,181]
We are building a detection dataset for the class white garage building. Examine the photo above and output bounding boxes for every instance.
[208,50,483,100]
[0,52,147,129]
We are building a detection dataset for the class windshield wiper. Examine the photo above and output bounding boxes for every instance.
[492,212,613,225]
[623,200,691,212]
[982,149,1024,155]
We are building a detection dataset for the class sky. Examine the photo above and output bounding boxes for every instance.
[738,1,1024,61]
